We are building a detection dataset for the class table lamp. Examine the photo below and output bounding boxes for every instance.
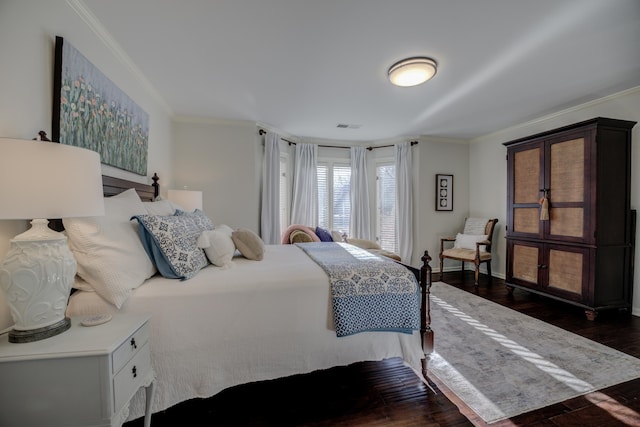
[167,189,203,212]
[0,137,105,343]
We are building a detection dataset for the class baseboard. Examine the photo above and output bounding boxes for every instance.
[436,266,505,280]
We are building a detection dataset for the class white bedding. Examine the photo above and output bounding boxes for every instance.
[66,244,424,421]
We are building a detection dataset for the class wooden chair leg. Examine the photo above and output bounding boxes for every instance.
[474,264,479,286]
[487,260,493,285]
[460,261,465,278]
[439,256,444,281]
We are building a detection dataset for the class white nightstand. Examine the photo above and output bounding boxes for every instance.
[0,313,155,427]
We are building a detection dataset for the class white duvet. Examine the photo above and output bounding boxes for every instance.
[66,244,424,421]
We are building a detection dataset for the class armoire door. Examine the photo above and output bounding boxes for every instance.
[544,243,589,303]
[507,239,542,290]
[507,141,544,239]
[545,130,592,244]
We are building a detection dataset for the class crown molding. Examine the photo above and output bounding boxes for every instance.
[173,115,256,128]
[472,85,640,143]
[66,0,173,115]
[416,135,468,145]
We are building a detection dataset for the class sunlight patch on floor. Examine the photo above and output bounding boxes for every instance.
[429,351,507,419]
[430,289,640,424]
[431,295,594,393]
[585,392,640,426]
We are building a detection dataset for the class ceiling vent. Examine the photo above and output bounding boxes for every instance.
[336,123,362,129]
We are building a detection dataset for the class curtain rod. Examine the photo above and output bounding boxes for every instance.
[258,128,297,145]
[258,129,418,150]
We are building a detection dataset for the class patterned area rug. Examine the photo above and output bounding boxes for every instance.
[428,282,640,423]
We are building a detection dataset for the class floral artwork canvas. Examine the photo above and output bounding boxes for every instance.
[52,36,148,175]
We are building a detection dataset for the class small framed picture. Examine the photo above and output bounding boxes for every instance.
[435,174,453,211]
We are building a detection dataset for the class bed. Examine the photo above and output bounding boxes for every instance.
[64,174,434,422]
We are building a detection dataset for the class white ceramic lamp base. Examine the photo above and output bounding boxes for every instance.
[0,219,76,343]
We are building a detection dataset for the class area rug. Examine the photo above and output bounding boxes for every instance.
[428,282,640,423]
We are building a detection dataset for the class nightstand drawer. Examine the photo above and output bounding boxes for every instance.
[0,314,155,427]
[113,322,150,374]
[113,341,151,412]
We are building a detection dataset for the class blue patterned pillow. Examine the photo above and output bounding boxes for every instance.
[175,209,214,231]
[315,226,334,242]
[132,214,209,279]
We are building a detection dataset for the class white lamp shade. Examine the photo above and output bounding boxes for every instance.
[168,189,203,212]
[0,138,105,342]
[0,139,105,219]
[388,57,437,87]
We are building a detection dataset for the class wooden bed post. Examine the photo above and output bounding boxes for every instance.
[420,250,433,379]
[152,173,160,199]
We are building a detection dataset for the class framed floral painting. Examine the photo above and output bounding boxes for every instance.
[435,174,453,211]
[52,36,149,175]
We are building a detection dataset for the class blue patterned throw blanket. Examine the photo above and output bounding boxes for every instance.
[297,242,420,337]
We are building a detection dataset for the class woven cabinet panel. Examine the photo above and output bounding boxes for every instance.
[513,208,540,234]
[513,244,538,283]
[548,249,583,294]
[550,207,584,238]
[514,148,540,204]
[550,138,584,203]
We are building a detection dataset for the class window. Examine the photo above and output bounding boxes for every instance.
[317,164,328,228]
[279,155,289,234]
[317,161,351,233]
[376,162,397,253]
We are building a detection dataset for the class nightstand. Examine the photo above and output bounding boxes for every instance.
[0,313,155,427]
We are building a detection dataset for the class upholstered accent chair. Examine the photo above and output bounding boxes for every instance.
[439,218,498,286]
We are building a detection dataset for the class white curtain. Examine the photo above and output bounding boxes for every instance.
[349,146,371,240]
[290,143,318,225]
[260,131,281,244]
[395,142,413,263]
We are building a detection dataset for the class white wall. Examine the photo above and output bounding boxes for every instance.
[0,0,174,329]
[470,87,640,314]
[415,137,470,268]
[172,118,261,232]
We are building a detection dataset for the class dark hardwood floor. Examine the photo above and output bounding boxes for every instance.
[125,271,640,427]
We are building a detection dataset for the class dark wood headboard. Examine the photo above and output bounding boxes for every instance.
[49,173,160,231]
[102,173,160,201]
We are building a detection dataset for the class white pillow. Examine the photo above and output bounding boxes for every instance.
[215,224,234,237]
[143,199,175,216]
[63,189,156,308]
[463,218,490,235]
[454,233,489,252]
[72,276,95,292]
[197,229,236,267]
[154,195,184,212]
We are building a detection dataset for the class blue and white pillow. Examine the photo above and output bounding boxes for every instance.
[132,214,210,279]
[175,209,214,231]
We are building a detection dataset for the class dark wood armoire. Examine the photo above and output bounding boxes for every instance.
[504,117,636,319]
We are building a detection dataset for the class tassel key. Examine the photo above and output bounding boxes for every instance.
[539,196,549,221]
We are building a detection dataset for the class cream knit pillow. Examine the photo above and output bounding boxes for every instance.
[232,228,265,261]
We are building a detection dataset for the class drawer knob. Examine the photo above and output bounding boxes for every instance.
[130,338,137,350]
[132,365,137,378]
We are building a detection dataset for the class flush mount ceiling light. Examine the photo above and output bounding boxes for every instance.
[388,57,437,87]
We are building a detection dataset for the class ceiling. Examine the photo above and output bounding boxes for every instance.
[82,0,640,141]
